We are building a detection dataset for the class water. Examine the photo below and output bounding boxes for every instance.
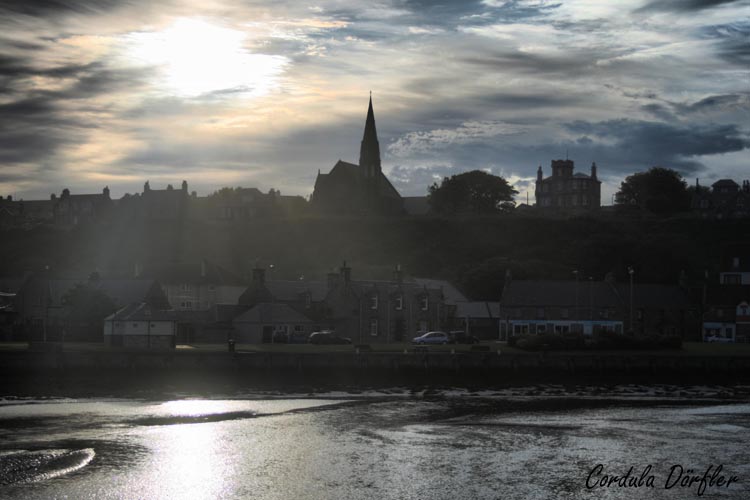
[1,386,749,499]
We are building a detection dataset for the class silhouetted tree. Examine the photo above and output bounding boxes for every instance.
[614,167,690,213]
[428,170,518,214]
[61,284,116,341]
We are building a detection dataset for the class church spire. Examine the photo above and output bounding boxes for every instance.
[359,93,381,178]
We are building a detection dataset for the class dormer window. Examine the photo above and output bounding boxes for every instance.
[395,295,403,310]
[369,294,378,310]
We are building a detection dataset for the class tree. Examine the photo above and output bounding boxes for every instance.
[614,167,690,214]
[61,283,117,341]
[427,170,518,214]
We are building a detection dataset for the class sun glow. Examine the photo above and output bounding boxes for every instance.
[126,18,288,98]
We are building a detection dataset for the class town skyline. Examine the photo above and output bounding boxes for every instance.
[0,0,748,204]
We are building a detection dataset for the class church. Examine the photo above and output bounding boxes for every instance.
[311,96,404,215]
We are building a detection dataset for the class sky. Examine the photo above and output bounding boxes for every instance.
[0,0,748,204]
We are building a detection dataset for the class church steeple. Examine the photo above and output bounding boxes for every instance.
[359,93,381,178]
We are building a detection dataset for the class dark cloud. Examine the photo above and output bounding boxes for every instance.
[636,0,744,13]
[0,0,125,17]
[702,22,750,65]
[564,119,748,173]
[640,103,676,121]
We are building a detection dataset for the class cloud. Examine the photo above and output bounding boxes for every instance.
[636,0,745,13]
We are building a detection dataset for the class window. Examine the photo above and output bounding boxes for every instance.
[395,295,403,310]
[554,325,570,334]
[537,324,546,334]
[369,294,378,310]
[294,325,304,333]
[723,274,741,285]
[180,301,192,309]
[181,283,191,292]
[370,318,378,336]
[513,324,529,335]
[420,296,428,311]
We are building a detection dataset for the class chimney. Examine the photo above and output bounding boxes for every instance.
[103,186,110,198]
[591,162,598,180]
[252,267,266,285]
[392,264,403,284]
[327,270,340,289]
[144,181,150,193]
[62,188,70,198]
[340,260,352,285]
[200,259,207,278]
[536,165,543,182]
[182,180,188,192]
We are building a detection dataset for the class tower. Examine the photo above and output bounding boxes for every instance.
[359,94,381,179]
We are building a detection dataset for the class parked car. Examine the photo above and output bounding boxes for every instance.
[449,330,480,344]
[308,331,352,345]
[412,331,450,344]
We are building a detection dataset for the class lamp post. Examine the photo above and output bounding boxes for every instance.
[628,267,634,335]
[573,270,579,332]
[269,264,275,343]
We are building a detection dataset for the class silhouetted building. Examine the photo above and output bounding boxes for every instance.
[499,276,696,340]
[535,159,601,211]
[702,244,750,342]
[692,178,750,219]
[53,187,112,226]
[139,180,190,220]
[312,97,403,215]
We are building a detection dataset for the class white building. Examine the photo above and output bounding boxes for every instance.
[103,302,177,349]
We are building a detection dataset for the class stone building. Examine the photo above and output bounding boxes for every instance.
[535,159,601,211]
[311,97,403,215]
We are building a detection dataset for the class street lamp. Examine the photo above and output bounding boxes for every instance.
[573,270,579,332]
[628,267,635,335]
[269,264,275,343]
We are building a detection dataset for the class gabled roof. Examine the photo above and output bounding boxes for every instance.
[413,278,468,304]
[500,280,622,308]
[456,301,494,318]
[233,302,314,324]
[105,302,177,322]
[266,280,329,302]
[712,179,740,189]
[44,278,164,308]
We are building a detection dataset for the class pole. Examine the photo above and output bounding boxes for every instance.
[628,267,634,335]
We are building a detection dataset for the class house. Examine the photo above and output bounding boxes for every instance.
[701,244,750,342]
[453,301,501,340]
[311,96,404,215]
[233,263,455,344]
[692,178,750,219]
[498,274,696,340]
[499,278,624,340]
[323,263,448,344]
[232,303,315,343]
[52,187,113,226]
[103,302,177,348]
[139,180,190,220]
[535,159,601,212]
[136,259,246,311]
[13,272,168,341]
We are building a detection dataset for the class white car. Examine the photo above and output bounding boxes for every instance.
[412,331,450,345]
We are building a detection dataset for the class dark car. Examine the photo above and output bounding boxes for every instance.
[449,330,480,344]
[308,331,352,345]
